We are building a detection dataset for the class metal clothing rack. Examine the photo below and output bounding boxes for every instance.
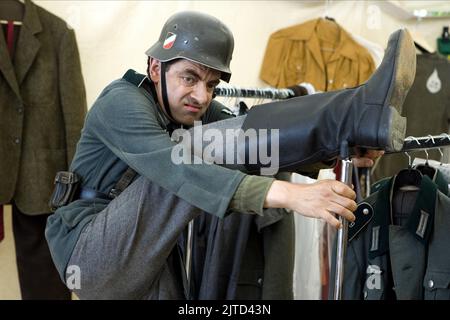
[187,84,300,298]
[334,133,450,300]
[186,84,298,297]
[215,83,349,301]
[413,9,450,19]
[203,83,450,300]
[215,86,450,300]
[214,85,295,100]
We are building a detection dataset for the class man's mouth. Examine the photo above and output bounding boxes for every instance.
[184,104,202,113]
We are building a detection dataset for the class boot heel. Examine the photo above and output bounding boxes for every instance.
[383,106,407,152]
[357,106,406,152]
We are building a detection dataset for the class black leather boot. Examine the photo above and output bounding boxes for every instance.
[241,29,416,173]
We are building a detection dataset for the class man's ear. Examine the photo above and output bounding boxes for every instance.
[148,58,161,83]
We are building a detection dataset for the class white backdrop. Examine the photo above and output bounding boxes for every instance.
[35,0,450,107]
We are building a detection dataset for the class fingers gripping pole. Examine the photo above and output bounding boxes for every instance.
[333,141,353,300]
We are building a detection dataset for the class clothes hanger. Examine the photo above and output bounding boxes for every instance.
[414,135,436,176]
[0,20,22,25]
[0,0,24,25]
[414,41,432,54]
[393,148,423,193]
[437,147,444,166]
[322,0,335,22]
[441,26,450,43]
[415,149,437,179]
[409,19,434,54]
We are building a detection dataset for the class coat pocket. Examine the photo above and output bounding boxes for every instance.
[423,271,450,300]
[234,269,264,299]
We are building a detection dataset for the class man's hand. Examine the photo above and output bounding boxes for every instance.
[352,149,384,168]
[263,149,384,228]
[264,179,357,229]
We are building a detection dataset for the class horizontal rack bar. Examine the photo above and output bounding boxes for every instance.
[387,134,450,154]
[214,86,295,100]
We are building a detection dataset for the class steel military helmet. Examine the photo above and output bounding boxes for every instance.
[145,11,234,82]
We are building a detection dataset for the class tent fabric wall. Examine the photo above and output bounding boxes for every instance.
[35,0,447,107]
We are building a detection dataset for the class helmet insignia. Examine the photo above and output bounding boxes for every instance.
[163,32,177,49]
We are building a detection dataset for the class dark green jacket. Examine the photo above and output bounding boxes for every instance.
[331,170,450,300]
[0,0,87,214]
[46,75,244,279]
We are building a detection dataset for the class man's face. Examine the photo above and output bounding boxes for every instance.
[149,59,221,126]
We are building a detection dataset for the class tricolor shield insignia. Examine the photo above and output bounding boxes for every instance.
[163,32,177,49]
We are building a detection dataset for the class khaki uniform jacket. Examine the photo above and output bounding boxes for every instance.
[260,18,375,91]
[0,0,87,214]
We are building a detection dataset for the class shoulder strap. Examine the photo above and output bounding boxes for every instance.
[109,167,137,199]
[100,70,148,199]
[122,68,158,103]
[122,69,147,87]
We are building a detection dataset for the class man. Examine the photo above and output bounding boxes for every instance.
[45,11,415,299]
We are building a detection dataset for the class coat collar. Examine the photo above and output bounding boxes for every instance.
[368,171,446,259]
[15,0,42,86]
[0,0,41,99]
[0,19,20,98]
[289,18,359,72]
[122,69,185,134]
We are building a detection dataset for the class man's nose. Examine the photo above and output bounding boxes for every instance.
[191,82,210,105]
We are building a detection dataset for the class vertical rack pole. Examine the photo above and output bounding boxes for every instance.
[185,220,194,299]
[333,141,353,300]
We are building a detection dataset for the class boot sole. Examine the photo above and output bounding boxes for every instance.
[387,29,417,113]
[384,29,415,151]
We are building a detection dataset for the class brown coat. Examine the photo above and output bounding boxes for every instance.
[0,0,86,215]
[260,18,375,91]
